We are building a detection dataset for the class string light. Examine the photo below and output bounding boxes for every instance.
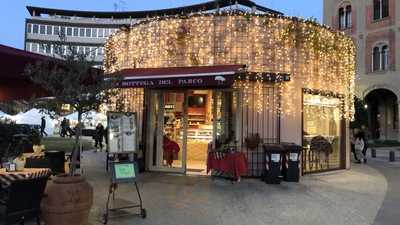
[104,12,356,120]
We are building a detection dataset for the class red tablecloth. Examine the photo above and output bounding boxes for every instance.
[207,152,248,178]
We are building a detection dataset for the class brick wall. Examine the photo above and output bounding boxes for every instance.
[366,0,396,31]
[365,29,396,73]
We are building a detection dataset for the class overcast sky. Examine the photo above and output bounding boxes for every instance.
[0,0,322,49]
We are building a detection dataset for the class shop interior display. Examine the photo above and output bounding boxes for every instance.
[303,93,341,172]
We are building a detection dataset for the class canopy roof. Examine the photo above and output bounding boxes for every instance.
[0,45,54,102]
[27,0,282,19]
[0,44,53,81]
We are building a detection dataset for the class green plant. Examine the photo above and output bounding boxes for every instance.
[25,35,122,175]
[350,96,368,129]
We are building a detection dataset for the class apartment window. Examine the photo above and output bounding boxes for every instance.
[372,44,389,72]
[79,28,85,37]
[345,6,352,28]
[32,24,39,34]
[374,0,389,20]
[39,25,46,34]
[45,44,51,54]
[27,23,32,33]
[90,47,96,57]
[31,43,38,52]
[73,27,79,36]
[66,27,73,36]
[85,47,90,55]
[78,46,84,54]
[92,28,98,38]
[62,45,67,55]
[38,44,45,53]
[104,28,110,37]
[60,26,66,36]
[98,47,104,56]
[53,26,59,36]
[71,46,77,54]
[46,25,52,35]
[338,5,352,30]
[98,28,104,38]
[381,45,389,70]
[86,28,91,37]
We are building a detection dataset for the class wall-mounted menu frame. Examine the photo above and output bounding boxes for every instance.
[107,112,138,153]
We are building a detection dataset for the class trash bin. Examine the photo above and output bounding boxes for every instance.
[263,144,285,184]
[281,143,303,182]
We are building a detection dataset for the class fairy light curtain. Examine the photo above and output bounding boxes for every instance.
[104,12,355,120]
[109,88,145,143]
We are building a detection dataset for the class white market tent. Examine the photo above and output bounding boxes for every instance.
[11,108,55,134]
[64,111,107,128]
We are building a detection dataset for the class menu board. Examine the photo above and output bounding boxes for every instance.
[115,163,136,179]
[111,162,138,183]
[107,112,137,153]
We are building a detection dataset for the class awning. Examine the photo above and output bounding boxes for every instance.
[0,44,102,102]
[116,65,246,88]
[0,44,51,102]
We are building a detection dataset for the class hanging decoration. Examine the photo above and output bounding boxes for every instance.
[104,11,356,120]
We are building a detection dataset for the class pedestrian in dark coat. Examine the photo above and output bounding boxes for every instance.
[94,123,105,151]
[40,116,48,136]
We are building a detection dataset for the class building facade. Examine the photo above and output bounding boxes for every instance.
[24,0,280,67]
[324,0,400,141]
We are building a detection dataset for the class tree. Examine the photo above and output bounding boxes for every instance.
[351,96,369,129]
[24,36,121,175]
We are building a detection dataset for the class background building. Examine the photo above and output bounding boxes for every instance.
[24,0,281,67]
[324,0,400,141]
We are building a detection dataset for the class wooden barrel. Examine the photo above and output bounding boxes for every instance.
[41,175,93,225]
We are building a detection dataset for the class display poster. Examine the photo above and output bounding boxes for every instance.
[107,112,137,153]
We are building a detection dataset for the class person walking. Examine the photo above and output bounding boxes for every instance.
[40,116,48,136]
[350,128,359,161]
[66,119,75,137]
[94,123,105,152]
[60,118,67,137]
[361,126,369,163]
[354,131,366,164]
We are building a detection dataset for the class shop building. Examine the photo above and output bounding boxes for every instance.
[104,11,356,175]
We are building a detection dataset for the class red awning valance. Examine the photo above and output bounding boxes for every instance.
[114,65,246,88]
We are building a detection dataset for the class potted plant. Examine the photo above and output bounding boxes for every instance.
[245,133,261,150]
[25,35,121,225]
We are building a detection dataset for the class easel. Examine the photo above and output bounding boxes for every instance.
[102,161,146,224]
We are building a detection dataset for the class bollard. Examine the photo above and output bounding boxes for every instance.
[371,148,376,158]
[389,151,395,162]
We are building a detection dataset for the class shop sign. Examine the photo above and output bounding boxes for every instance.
[121,75,234,88]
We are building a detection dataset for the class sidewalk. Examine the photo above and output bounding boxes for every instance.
[81,151,387,225]
[365,149,400,225]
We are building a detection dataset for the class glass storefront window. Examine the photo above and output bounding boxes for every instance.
[214,90,238,148]
[303,93,343,173]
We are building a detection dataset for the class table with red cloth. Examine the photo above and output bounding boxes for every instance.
[207,152,248,179]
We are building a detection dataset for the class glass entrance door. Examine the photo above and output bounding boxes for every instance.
[147,90,187,173]
[146,89,240,174]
